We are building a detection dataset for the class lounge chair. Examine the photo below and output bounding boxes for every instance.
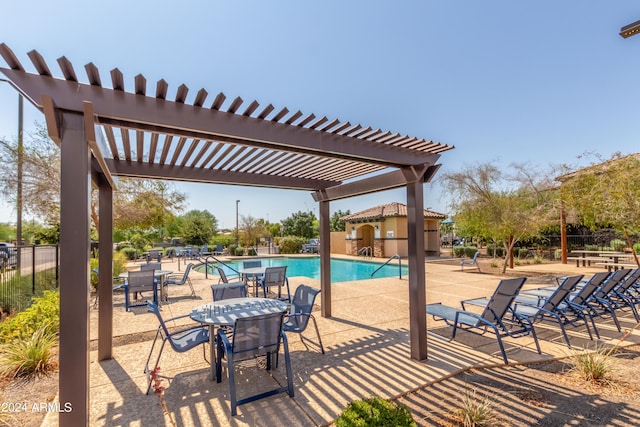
[216,311,294,416]
[164,263,196,298]
[609,268,640,320]
[426,277,540,365]
[464,275,584,347]
[144,301,209,394]
[261,266,291,302]
[284,285,324,354]
[460,251,480,272]
[578,268,632,333]
[522,271,611,340]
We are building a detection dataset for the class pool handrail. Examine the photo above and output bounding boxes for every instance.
[371,254,402,279]
[203,255,241,280]
[358,246,372,258]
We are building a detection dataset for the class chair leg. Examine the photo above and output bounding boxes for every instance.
[281,333,295,398]
[309,315,325,354]
[145,339,167,395]
[187,277,196,297]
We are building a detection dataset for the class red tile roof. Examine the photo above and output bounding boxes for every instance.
[340,202,446,221]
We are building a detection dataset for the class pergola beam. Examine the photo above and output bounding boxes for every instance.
[105,159,338,190]
[1,68,439,167]
[312,163,441,202]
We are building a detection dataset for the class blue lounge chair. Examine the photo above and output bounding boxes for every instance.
[460,251,480,272]
[426,277,540,365]
[464,275,584,347]
[164,263,196,298]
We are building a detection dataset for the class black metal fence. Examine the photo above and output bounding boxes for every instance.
[0,244,59,313]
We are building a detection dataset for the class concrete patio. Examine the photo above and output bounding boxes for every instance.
[44,256,640,426]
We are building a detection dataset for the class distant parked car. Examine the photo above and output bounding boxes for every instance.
[0,242,17,271]
[302,239,320,254]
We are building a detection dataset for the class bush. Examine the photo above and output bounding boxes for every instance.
[279,236,305,254]
[634,243,640,255]
[584,244,599,251]
[247,247,257,256]
[487,245,505,258]
[610,239,626,252]
[0,290,59,344]
[335,396,416,427]
[120,247,137,260]
[453,246,465,257]
[235,246,245,256]
[554,248,562,260]
[227,244,237,256]
[464,246,478,258]
[90,252,128,291]
[451,389,500,427]
[0,324,57,379]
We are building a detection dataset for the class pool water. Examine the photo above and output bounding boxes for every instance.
[198,256,407,282]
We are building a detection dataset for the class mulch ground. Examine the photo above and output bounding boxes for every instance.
[399,344,640,426]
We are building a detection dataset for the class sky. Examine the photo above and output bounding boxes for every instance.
[1,1,640,230]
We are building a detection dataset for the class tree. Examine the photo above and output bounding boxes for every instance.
[0,123,60,224]
[559,152,640,266]
[113,179,186,234]
[441,162,558,272]
[281,211,316,238]
[240,215,265,246]
[330,210,350,232]
[180,209,217,245]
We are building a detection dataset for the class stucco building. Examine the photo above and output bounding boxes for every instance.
[340,202,445,258]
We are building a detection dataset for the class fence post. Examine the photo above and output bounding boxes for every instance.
[31,244,36,294]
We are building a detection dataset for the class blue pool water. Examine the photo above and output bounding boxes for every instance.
[197,256,407,282]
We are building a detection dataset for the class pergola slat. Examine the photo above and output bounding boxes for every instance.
[285,110,302,125]
[85,63,102,86]
[136,130,144,162]
[193,88,208,107]
[27,50,52,77]
[180,138,201,167]
[57,57,78,82]
[159,134,173,165]
[211,92,226,110]
[242,100,259,117]
[121,128,131,160]
[169,136,187,165]
[156,79,168,99]
[110,68,125,91]
[135,74,146,95]
[175,84,188,103]
[103,125,120,160]
[257,104,274,119]
[0,43,24,71]
[149,133,159,164]
[271,107,289,122]
[227,96,242,113]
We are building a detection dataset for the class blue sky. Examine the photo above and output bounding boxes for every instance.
[1,1,639,229]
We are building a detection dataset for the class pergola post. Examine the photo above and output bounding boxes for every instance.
[406,180,427,360]
[319,200,331,317]
[58,111,91,425]
[97,178,113,360]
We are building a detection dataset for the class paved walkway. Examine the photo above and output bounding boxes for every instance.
[44,256,640,426]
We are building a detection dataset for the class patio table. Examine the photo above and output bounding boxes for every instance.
[239,266,267,296]
[190,297,288,379]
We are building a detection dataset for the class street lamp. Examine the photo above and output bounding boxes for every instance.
[0,78,23,255]
[235,200,240,246]
[620,19,640,38]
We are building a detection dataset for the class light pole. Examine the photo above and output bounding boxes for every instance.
[235,200,240,247]
[0,79,23,257]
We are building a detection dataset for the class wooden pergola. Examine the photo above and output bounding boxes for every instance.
[0,43,454,426]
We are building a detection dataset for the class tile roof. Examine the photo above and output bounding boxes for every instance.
[340,202,446,221]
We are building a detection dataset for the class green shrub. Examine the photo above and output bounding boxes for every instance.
[335,396,416,427]
[120,247,137,260]
[517,248,531,259]
[554,248,562,260]
[0,290,59,344]
[227,244,237,256]
[487,245,505,258]
[235,246,245,256]
[634,243,640,255]
[584,244,598,251]
[279,236,304,254]
[247,247,257,256]
[90,252,128,291]
[0,324,57,379]
[533,255,543,264]
[610,239,626,252]
[453,246,465,257]
[464,246,478,258]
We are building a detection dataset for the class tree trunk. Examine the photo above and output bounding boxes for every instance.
[623,228,640,267]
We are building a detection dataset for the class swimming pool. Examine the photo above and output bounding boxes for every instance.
[198,256,407,282]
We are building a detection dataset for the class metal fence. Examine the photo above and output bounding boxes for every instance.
[0,244,59,313]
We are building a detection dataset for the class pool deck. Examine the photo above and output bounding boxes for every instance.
[44,255,640,426]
